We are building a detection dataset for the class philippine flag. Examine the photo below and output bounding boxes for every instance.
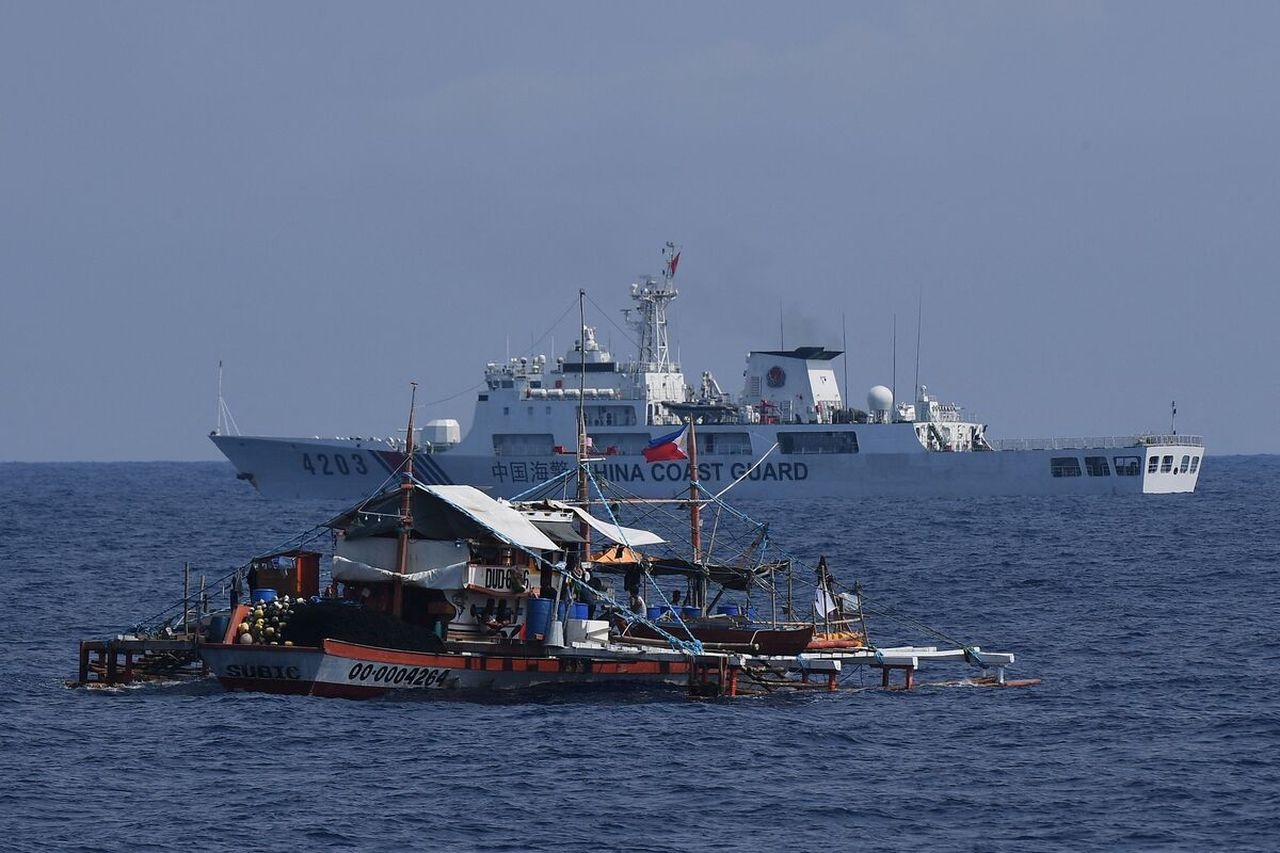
[642,424,689,462]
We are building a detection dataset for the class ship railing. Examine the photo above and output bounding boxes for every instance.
[988,434,1205,451]
[1133,433,1205,447]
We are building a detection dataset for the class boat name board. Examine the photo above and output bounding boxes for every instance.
[471,565,531,593]
[225,662,302,681]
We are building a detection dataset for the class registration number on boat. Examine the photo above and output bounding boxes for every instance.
[346,662,449,689]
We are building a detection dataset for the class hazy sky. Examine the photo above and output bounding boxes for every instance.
[3,2,1277,461]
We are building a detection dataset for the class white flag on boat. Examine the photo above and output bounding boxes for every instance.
[814,588,859,617]
[814,586,838,617]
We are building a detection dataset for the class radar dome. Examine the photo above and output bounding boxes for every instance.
[867,385,894,413]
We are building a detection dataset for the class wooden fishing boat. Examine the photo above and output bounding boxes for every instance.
[198,470,705,695]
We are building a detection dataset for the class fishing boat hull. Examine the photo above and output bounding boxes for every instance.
[200,638,692,698]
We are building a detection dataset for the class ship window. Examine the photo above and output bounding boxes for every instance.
[1147,456,1160,474]
[697,432,753,455]
[1084,456,1111,476]
[503,407,510,416]
[1189,456,1200,474]
[501,380,514,388]
[1113,456,1142,476]
[492,433,554,456]
[777,431,859,454]
[1050,457,1082,477]
[1161,455,1174,473]
[588,433,652,455]
[583,405,637,427]
[1180,455,1190,473]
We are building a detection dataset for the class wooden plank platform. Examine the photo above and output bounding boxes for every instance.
[75,636,207,687]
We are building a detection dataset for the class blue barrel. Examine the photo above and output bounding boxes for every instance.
[251,588,277,604]
[526,597,553,638]
[570,602,589,620]
[717,604,740,617]
[682,606,702,620]
[206,613,231,642]
[646,605,664,620]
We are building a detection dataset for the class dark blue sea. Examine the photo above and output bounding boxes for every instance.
[2,458,1276,852]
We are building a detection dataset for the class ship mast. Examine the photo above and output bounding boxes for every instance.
[392,381,418,619]
[687,417,705,608]
[576,290,591,569]
[624,242,680,373]
[688,418,700,561]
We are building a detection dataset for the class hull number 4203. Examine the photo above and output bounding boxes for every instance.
[302,452,369,477]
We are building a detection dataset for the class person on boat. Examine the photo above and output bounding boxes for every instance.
[629,590,646,615]
[542,557,566,599]
[586,572,607,618]
[671,589,682,607]
[247,562,259,594]
[579,569,602,619]
[474,598,511,635]
[230,569,244,607]
[624,564,642,596]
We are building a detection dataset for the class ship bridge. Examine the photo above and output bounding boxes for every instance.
[740,347,844,425]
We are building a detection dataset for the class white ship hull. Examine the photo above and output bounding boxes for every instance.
[211,428,1204,500]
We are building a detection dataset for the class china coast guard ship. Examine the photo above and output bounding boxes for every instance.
[211,246,1204,500]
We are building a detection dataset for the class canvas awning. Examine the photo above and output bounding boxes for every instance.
[588,547,790,591]
[329,483,559,552]
[527,519,587,544]
[331,555,469,590]
[530,500,665,547]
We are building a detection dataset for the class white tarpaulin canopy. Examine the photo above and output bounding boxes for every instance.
[332,555,469,589]
[425,485,559,551]
[330,483,559,552]
[333,537,471,589]
[533,500,666,547]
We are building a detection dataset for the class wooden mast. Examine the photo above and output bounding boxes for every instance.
[688,417,705,608]
[392,381,418,619]
[574,290,590,603]
[688,418,700,561]
[576,290,590,516]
